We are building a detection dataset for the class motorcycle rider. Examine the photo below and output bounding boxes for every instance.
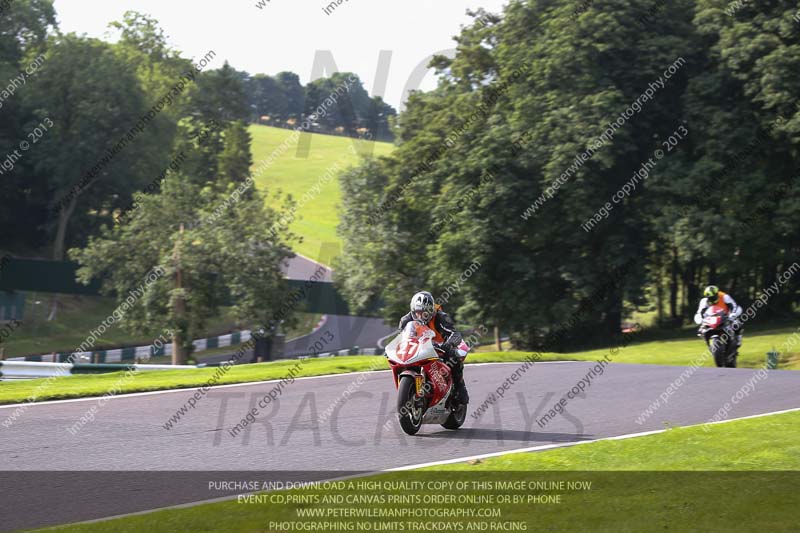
[694,285,743,352]
[399,291,468,403]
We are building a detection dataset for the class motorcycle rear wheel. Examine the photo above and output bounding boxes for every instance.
[397,376,423,435]
[441,402,467,430]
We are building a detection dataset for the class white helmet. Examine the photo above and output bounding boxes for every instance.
[410,291,435,322]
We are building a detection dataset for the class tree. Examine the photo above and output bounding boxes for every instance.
[175,62,251,186]
[247,74,287,123]
[0,0,54,64]
[71,175,296,364]
[276,71,305,122]
[366,96,396,141]
[25,34,164,262]
[108,11,191,125]
[683,0,800,314]
[0,0,56,251]
[109,11,172,62]
[188,61,249,125]
[305,72,372,135]
[336,0,704,348]
[218,121,253,184]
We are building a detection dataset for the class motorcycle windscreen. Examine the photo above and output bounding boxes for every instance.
[386,321,438,363]
[384,323,416,361]
[384,334,400,359]
[397,321,437,363]
[703,304,728,327]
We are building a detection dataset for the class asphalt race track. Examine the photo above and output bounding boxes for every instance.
[199,315,395,365]
[282,315,395,357]
[2,361,799,531]
[202,253,396,363]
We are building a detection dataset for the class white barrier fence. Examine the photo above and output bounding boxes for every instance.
[0,361,196,379]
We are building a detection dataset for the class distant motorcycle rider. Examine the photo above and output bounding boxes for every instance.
[399,291,468,403]
[694,285,743,351]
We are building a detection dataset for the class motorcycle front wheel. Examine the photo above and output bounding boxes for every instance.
[725,345,738,368]
[397,376,424,435]
[710,336,727,368]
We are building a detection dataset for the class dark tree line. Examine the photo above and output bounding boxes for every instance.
[336,1,800,349]
[244,70,396,141]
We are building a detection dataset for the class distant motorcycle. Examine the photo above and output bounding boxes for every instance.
[698,304,737,368]
[384,320,470,435]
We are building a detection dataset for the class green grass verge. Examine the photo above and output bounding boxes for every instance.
[36,410,800,532]
[3,325,798,405]
[437,409,800,471]
[249,125,394,264]
[0,355,385,405]
[477,324,800,370]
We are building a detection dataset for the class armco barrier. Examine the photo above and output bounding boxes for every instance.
[0,361,196,379]
[0,349,385,378]
[299,347,383,359]
[7,330,253,363]
[0,361,73,379]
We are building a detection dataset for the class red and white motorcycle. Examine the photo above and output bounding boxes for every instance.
[385,320,470,435]
[698,303,738,368]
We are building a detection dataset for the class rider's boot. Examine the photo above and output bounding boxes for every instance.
[735,324,743,355]
[451,359,469,404]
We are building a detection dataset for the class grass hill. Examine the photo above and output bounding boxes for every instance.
[248,125,395,264]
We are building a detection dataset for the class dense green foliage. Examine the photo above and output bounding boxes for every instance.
[0,2,395,352]
[0,3,394,265]
[0,0,55,251]
[336,1,800,348]
[71,173,296,363]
